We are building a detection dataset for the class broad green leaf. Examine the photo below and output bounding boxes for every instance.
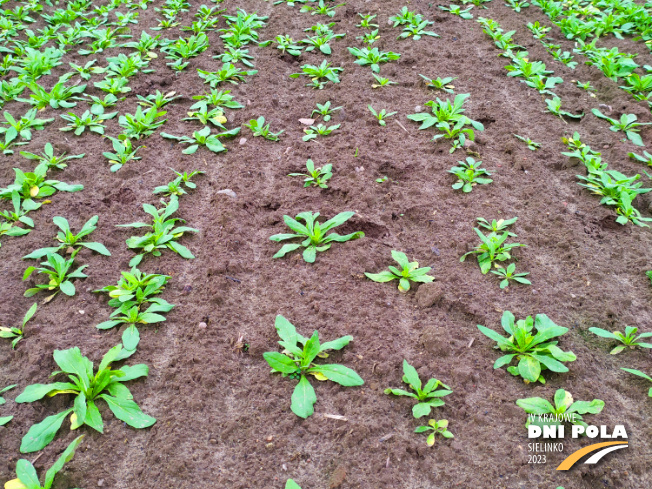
[531,353,569,373]
[53,348,92,389]
[412,402,432,418]
[43,435,84,489]
[290,375,316,418]
[402,360,422,391]
[117,364,149,382]
[263,352,297,374]
[319,335,352,352]
[15,460,39,489]
[515,397,554,414]
[83,401,103,433]
[15,383,78,403]
[588,327,618,339]
[309,364,363,386]
[20,409,73,453]
[518,356,541,383]
[99,394,156,429]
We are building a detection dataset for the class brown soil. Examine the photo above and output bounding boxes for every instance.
[1,1,651,489]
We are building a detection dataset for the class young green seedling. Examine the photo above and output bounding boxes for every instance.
[357,13,378,28]
[0,167,83,204]
[365,250,434,292]
[302,123,340,142]
[576,80,596,92]
[153,169,204,196]
[371,74,397,88]
[517,389,604,430]
[118,195,197,267]
[0,303,36,349]
[95,267,170,311]
[263,315,363,418]
[288,159,332,188]
[477,311,576,384]
[6,435,85,489]
[621,368,652,397]
[358,29,380,45]
[20,143,84,171]
[290,61,342,89]
[628,150,652,166]
[415,419,454,446]
[420,75,456,93]
[491,263,531,289]
[449,157,492,192]
[545,97,584,121]
[461,228,526,274]
[514,134,540,150]
[589,326,652,354]
[592,109,651,147]
[477,216,518,236]
[300,0,344,18]
[23,250,88,301]
[137,90,180,109]
[60,107,117,136]
[215,47,255,67]
[197,64,258,87]
[1,384,16,426]
[16,344,155,453]
[103,136,143,172]
[119,106,167,139]
[505,0,529,12]
[191,89,244,110]
[270,211,364,263]
[245,116,284,141]
[18,74,86,110]
[311,101,341,122]
[0,108,53,142]
[385,360,452,417]
[23,215,111,260]
[182,102,228,128]
[368,105,397,126]
[439,4,474,19]
[161,126,240,154]
[0,193,37,246]
[348,46,400,73]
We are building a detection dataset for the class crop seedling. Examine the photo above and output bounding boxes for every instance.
[245,116,283,141]
[576,80,596,93]
[94,76,131,96]
[527,21,550,40]
[420,75,456,93]
[545,98,584,121]
[357,13,378,28]
[477,311,576,384]
[0,194,38,246]
[95,267,170,310]
[491,263,531,289]
[368,105,397,126]
[23,250,88,301]
[312,101,341,122]
[18,74,86,109]
[103,136,144,172]
[60,107,117,136]
[514,134,540,150]
[286,481,302,489]
[182,102,228,128]
[263,315,363,418]
[0,167,83,204]
[385,360,452,417]
[270,211,364,263]
[137,90,179,109]
[23,215,111,260]
[83,93,121,112]
[19,143,84,172]
[16,344,155,453]
[348,46,400,73]
[191,89,244,110]
[517,389,604,430]
[439,4,474,19]
[288,159,332,188]
[461,226,525,274]
[197,64,258,87]
[505,0,529,12]
[365,250,434,292]
[161,126,240,154]
[122,30,162,58]
[290,60,342,89]
[525,75,563,96]
[621,368,652,397]
[389,7,421,27]
[0,109,54,142]
[372,74,397,88]
[153,169,204,196]
[301,28,345,55]
[0,303,36,349]
[300,0,344,18]
[6,435,84,489]
[591,109,651,147]
[118,195,197,267]
[589,326,652,354]
[119,106,167,139]
[449,157,491,192]
[629,150,652,167]
[357,29,380,45]
[260,35,303,56]
[302,123,340,141]
[1,384,16,426]
[162,33,209,68]
[415,419,454,446]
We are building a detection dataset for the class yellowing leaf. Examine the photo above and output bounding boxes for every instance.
[311,372,328,381]
[47,389,77,397]
[214,115,227,124]
[70,412,82,430]
[5,479,28,489]
[317,352,329,359]
[29,186,39,197]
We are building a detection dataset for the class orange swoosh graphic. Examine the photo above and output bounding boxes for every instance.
[556,441,628,471]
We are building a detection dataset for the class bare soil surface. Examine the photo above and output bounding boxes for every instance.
[1,1,651,488]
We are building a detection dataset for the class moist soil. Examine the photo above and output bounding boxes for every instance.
[1,1,651,488]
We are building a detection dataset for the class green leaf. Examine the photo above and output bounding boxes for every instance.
[263,352,297,374]
[515,397,554,414]
[365,270,397,283]
[82,242,111,255]
[402,360,422,391]
[15,382,78,403]
[286,480,302,489]
[569,399,604,415]
[43,435,84,489]
[291,375,316,418]
[319,335,352,352]
[518,356,541,383]
[412,402,432,418]
[15,460,40,489]
[83,401,103,433]
[59,280,76,296]
[20,409,73,453]
[309,364,363,386]
[588,327,617,339]
[53,348,92,388]
[117,364,149,382]
[99,394,156,429]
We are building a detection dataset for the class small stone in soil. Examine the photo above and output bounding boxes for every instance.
[198,322,207,329]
